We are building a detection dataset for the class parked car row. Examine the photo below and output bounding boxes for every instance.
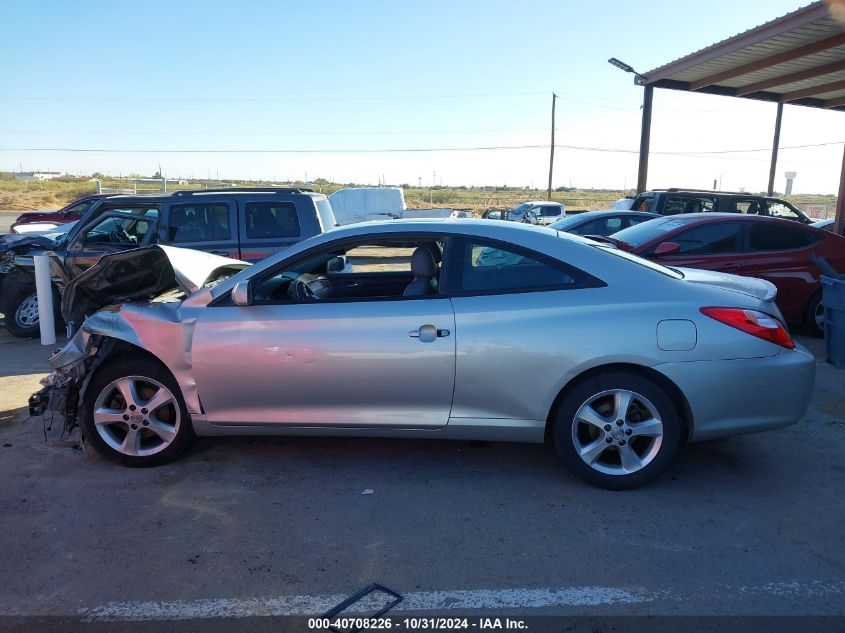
[597,213,844,337]
[10,187,840,489]
[1,188,338,337]
[30,219,815,490]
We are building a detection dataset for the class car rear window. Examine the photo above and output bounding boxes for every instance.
[610,217,688,248]
[672,223,741,254]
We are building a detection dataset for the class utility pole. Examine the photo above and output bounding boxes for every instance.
[547,92,557,201]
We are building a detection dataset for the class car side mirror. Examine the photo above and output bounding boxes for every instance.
[654,241,681,257]
[231,280,253,306]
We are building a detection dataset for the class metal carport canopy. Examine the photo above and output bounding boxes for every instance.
[631,0,845,235]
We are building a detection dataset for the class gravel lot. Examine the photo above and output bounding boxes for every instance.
[0,318,843,631]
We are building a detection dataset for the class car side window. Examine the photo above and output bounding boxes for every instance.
[573,217,622,236]
[245,201,300,239]
[167,203,231,243]
[65,200,97,216]
[749,223,819,251]
[633,196,653,212]
[766,201,801,222]
[672,223,741,255]
[663,196,716,215]
[449,238,589,294]
[81,215,153,248]
[733,199,764,215]
[78,208,158,249]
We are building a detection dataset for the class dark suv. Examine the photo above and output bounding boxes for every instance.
[629,189,811,224]
[1,188,337,337]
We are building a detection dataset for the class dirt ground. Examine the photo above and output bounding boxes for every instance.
[0,310,843,632]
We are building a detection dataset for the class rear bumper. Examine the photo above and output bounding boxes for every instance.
[655,345,816,441]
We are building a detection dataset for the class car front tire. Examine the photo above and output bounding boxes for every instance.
[80,354,194,466]
[552,371,682,490]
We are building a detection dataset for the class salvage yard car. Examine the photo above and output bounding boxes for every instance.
[550,210,659,236]
[30,219,815,490]
[1,187,337,338]
[604,213,845,337]
[630,188,812,223]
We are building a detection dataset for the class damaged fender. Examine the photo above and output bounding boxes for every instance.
[31,245,250,426]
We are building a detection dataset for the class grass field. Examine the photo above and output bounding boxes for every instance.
[0,172,837,217]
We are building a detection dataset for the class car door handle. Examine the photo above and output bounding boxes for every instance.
[409,324,449,342]
[210,250,230,256]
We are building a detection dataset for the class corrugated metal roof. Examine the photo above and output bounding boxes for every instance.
[640,2,845,111]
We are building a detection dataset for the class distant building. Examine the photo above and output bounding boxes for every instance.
[14,171,63,181]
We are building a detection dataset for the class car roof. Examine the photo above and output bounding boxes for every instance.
[649,212,799,224]
[564,210,658,220]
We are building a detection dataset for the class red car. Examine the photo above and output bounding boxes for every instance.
[607,213,845,336]
[10,194,109,234]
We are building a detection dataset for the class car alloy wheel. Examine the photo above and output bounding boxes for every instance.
[14,292,39,329]
[92,376,181,457]
[815,301,825,332]
[571,389,664,476]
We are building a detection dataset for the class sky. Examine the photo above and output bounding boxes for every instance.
[1,0,843,194]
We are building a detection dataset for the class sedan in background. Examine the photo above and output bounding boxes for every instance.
[33,220,814,490]
[550,210,659,237]
[10,194,109,233]
[608,213,845,336]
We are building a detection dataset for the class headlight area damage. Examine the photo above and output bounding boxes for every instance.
[29,245,249,432]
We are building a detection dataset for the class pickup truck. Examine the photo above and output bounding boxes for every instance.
[1,187,338,338]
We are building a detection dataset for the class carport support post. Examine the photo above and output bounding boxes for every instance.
[636,86,653,193]
[767,103,783,196]
[33,254,56,346]
[834,142,845,236]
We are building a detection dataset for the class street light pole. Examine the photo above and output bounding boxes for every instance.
[547,92,557,201]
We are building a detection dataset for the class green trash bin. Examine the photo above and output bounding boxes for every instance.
[822,275,845,369]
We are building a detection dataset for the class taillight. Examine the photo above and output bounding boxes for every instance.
[700,307,795,349]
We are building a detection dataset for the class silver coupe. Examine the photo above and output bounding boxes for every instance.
[34,219,815,489]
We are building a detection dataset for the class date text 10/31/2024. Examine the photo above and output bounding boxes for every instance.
[308,617,529,629]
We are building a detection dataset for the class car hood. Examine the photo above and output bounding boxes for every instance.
[676,267,778,303]
[0,228,68,251]
[61,245,249,325]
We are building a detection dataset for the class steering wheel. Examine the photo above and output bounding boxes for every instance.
[288,273,332,301]
[109,226,134,244]
[521,211,539,225]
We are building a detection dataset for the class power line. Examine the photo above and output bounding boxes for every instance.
[0,127,554,137]
[0,141,840,155]
[0,90,549,103]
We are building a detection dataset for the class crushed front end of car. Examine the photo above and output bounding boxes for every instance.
[29,245,249,433]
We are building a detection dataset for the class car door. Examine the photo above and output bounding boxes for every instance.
[161,200,238,258]
[646,221,745,274]
[191,235,456,428]
[64,207,160,278]
[446,236,605,423]
[740,221,823,322]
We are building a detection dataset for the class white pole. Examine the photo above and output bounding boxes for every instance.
[33,255,56,346]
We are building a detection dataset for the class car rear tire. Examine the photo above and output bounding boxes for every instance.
[80,354,194,467]
[804,292,824,338]
[551,371,682,490]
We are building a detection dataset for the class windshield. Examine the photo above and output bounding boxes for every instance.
[609,216,679,248]
[550,215,588,231]
[513,203,533,211]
